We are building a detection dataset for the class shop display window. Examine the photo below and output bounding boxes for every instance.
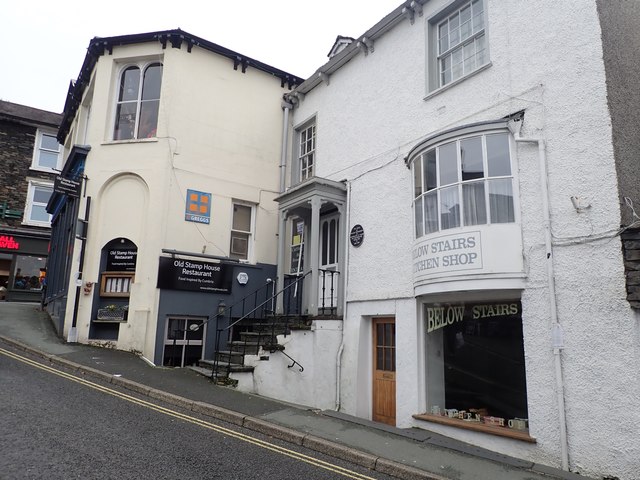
[425,300,529,435]
[13,256,46,290]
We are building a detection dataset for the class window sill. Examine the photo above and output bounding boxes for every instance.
[424,62,493,101]
[21,221,52,228]
[413,413,536,443]
[101,137,159,146]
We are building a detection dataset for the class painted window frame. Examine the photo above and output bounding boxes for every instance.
[427,0,489,93]
[112,60,163,141]
[293,117,316,184]
[23,179,54,227]
[31,129,62,172]
[409,123,517,239]
[229,201,255,262]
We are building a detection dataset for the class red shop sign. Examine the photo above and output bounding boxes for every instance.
[0,236,20,250]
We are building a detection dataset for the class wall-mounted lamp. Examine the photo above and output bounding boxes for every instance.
[217,300,227,316]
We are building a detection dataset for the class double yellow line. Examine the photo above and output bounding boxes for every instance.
[0,346,377,480]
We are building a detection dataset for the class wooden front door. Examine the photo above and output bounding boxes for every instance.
[372,317,396,426]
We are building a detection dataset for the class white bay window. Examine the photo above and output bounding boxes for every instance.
[411,128,515,239]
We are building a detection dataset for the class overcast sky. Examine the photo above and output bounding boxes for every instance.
[1,0,402,113]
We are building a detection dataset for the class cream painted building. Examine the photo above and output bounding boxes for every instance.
[46,30,301,367]
[269,1,640,479]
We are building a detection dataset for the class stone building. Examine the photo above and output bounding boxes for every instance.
[0,100,62,301]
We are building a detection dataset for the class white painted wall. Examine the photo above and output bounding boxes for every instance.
[288,1,638,478]
[61,40,287,362]
[235,320,343,410]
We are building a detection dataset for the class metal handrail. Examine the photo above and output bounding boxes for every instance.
[212,271,311,380]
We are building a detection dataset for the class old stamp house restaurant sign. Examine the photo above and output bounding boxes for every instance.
[157,257,232,293]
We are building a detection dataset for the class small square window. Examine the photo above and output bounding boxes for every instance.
[23,181,53,226]
[32,130,62,171]
[230,203,254,261]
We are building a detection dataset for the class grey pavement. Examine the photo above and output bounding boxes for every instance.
[0,302,593,480]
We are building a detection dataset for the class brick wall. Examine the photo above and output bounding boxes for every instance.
[621,228,640,308]
[0,119,56,229]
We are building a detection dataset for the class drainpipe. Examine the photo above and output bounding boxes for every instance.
[69,195,91,343]
[512,132,569,471]
[279,99,293,194]
[335,180,352,411]
[276,98,293,309]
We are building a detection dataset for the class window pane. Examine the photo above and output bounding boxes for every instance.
[486,133,511,176]
[460,5,472,41]
[425,149,437,190]
[33,186,53,203]
[463,181,487,226]
[230,232,249,259]
[114,103,137,140]
[119,67,140,102]
[138,100,159,138]
[41,134,59,151]
[232,204,251,231]
[438,142,458,186]
[472,0,484,31]
[449,13,460,47]
[142,64,163,100]
[168,318,186,340]
[475,34,487,66]
[321,222,329,265]
[415,198,424,238]
[438,24,449,54]
[441,57,452,86]
[440,186,461,230]
[463,42,476,74]
[329,219,337,264]
[489,179,515,223]
[38,151,59,169]
[425,191,439,234]
[30,205,50,222]
[413,156,423,197]
[451,47,463,81]
[460,136,483,180]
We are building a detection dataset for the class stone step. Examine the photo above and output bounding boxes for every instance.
[199,358,254,374]
[228,341,261,354]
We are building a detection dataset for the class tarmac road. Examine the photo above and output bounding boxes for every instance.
[0,344,396,480]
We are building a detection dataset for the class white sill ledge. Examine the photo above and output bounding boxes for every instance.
[424,62,493,101]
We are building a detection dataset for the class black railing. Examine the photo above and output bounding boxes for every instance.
[318,269,340,316]
[212,272,310,380]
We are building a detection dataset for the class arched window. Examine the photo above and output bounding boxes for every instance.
[410,125,515,238]
[114,63,163,140]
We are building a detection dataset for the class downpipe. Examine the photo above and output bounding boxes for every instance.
[335,180,352,411]
[514,136,569,471]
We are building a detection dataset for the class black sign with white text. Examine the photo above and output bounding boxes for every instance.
[54,176,82,198]
[106,249,137,272]
[156,257,232,293]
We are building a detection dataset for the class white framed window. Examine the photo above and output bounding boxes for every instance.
[429,0,488,92]
[23,180,53,226]
[31,130,62,172]
[411,127,515,238]
[299,122,316,181]
[113,61,163,140]
[230,202,254,261]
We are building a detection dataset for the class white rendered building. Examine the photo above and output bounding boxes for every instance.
[46,30,301,367]
[273,1,640,479]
